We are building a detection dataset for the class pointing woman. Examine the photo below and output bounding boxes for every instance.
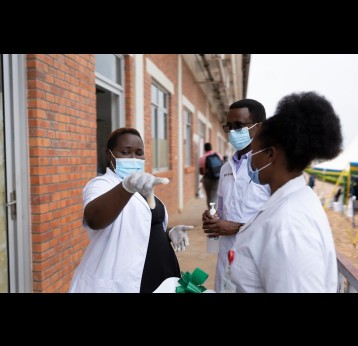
[69,128,193,293]
[229,91,342,293]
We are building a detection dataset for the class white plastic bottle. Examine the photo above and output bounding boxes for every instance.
[207,202,219,253]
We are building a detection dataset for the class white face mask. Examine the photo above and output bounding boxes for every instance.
[109,150,145,179]
[229,124,256,150]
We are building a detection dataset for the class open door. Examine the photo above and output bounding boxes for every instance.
[1,54,32,292]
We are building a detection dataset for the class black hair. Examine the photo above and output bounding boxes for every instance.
[107,127,143,152]
[204,142,212,151]
[257,91,343,171]
[229,99,266,123]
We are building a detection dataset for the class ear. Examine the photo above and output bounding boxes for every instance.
[106,149,113,167]
[267,146,276,161]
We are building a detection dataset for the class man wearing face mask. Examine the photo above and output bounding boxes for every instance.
[69,128,193,293]
[202,99,271,292]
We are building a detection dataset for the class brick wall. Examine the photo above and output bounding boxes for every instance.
[27,54,96,292]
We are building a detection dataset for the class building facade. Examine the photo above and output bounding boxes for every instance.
[0,54,249,292]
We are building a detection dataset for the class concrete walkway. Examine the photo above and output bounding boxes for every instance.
[169,196,217,290]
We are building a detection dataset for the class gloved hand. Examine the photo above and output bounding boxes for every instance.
[168,225,194,251]
[122,172,169,209]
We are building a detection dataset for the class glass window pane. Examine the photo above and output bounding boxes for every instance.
[151,105,157,168]
[115,57,122,86]
[164,112,168,140]
[158,138,168,168]
[163,93,168,109]
[151,84,169,170]
[158,108,164,139]
[151,84,157,104]
[95,54,121,85]
[158,90,164,107]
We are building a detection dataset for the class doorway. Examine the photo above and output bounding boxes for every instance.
[1,54,31,292]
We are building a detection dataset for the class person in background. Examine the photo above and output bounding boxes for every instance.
[199,142,223,209]
[69,127,193,293]
[230,91,342,292]
[202,99,270,292]
[308,175,315,189]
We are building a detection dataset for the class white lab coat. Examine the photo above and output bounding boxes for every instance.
[230,175,338,293]
[69,168,168,293]
[215,153,270,292]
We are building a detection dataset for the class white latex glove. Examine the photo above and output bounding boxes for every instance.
[122,171,169,209]
[168,225,194,251]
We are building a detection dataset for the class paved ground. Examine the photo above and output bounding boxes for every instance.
[170,177,358,291]
[169,196,217,290]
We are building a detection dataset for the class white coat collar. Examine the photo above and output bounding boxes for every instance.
[260,174,306,211]
[238,174,306,234]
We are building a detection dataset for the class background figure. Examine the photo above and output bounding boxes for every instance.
[334,187,342,202]
[308,175,315,189]
[199,142,223,209]
[351,177,358,198]
[69,127,193,293]
[230,91,342,292]
[201,99,270,292]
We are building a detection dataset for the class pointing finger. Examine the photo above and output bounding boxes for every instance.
[153,177,170,186]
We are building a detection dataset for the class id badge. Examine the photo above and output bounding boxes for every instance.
[222,275,236,293]
[221,249,236,293]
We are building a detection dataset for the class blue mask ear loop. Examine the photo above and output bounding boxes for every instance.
[248,147,272,183]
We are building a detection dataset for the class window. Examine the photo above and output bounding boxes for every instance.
[95,54,124,174]
[151,83,169,171]
[184,108,192,166]
[199,120,205,158]
[95,54,123,86]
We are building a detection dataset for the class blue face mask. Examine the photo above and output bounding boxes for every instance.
[110,150,145,179]
[229,124,256,151]
[247,147,272,184]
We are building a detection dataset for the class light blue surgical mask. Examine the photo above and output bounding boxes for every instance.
[247,147,272,185]
[229,124,256,151]
[109,150,145,179]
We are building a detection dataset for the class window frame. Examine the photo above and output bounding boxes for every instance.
[184,108,192,167]
[151,82,169,172]
[95,54,125,129]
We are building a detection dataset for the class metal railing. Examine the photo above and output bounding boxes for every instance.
[337,251,358,293]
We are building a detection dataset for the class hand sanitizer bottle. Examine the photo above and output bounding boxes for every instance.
[207,202,219,253]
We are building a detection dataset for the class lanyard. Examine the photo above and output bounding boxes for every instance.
[228,249,235,265]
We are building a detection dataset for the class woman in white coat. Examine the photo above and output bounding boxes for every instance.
[69,128,193,293]
[229,91,343,293]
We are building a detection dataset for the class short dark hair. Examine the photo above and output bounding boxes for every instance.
[107,127,143,151]
[204,142,212,152]
[229,99,266,123]
[257,91,343,171]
